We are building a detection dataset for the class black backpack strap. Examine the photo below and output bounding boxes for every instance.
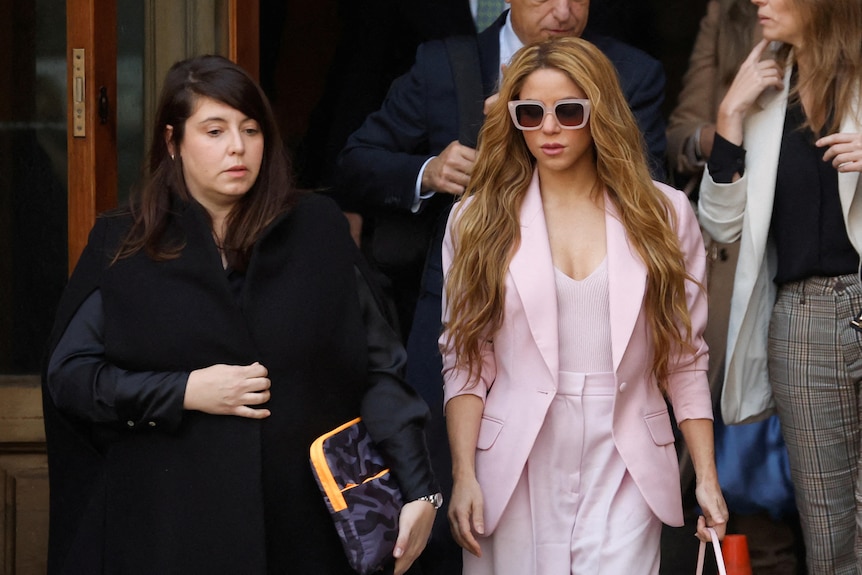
[443,35,485,148]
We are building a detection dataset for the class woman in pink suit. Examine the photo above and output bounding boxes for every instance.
[439,37,728,574]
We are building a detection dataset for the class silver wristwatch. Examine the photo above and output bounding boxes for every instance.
[416,492,444,510]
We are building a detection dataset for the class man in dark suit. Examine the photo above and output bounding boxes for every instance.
[337,2,667,572]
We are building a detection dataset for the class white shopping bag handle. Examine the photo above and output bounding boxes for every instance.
[695,527,727,575]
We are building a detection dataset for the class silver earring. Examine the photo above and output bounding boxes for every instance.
[171,154,175,160]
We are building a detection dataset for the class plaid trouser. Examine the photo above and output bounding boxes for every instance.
[768,273,862,575]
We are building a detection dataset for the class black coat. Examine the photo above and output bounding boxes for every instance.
[43,193,435,574]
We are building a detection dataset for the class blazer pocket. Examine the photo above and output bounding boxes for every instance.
[476,415,504,451]
[644,410,675,446]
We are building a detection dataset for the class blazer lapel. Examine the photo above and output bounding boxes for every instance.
[605,196,647,372]
[838,101,862,252]
[744,69,790,269]
[508,172,560,386]
[477,11,504,96]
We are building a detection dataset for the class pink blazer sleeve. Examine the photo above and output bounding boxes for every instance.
[658,183,713,423]
[439,201,498,408]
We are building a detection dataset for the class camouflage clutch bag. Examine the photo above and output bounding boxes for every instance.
[310,417,403,574]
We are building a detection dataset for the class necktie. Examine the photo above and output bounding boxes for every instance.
[476,0,506,32]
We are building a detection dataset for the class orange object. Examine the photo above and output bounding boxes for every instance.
[721,534,753,575]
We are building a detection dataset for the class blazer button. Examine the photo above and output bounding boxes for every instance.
[148,421,157,427]
[619,381,628,392]
[126,420,135,427]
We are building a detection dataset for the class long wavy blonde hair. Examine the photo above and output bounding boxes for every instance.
[443,37,696,391]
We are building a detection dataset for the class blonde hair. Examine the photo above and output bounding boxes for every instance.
[778,0,862,134]
[443,37,696,391]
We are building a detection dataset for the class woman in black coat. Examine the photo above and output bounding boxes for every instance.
[44,55,439,574]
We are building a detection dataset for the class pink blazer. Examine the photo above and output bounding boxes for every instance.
[441,171,713,533]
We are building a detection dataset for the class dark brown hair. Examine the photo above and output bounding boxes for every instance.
[116,55,296,271]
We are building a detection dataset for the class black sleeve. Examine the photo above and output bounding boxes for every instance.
[356,265,439,501]
[47,289,188,432]
[707,133,747,184]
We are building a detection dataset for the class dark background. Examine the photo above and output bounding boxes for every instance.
[257,0,710,188]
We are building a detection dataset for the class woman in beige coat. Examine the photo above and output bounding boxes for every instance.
[666,0,760,193]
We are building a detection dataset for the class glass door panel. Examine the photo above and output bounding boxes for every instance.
[117,0,145,200]
[0,0,68,374]
[117,0,230,201]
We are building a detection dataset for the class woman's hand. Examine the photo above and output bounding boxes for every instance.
[392,499,436,575]
[717,39,785,145]
[448,475,485,557]
[817,132,862,173]
[694,476,729,542]
[678,418,729,542]
[183,362,271,418]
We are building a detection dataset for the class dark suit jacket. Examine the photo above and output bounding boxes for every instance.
[42,193,434,574]
[296,0,476,192]
[338,11,667,214]
[337,15,500,213]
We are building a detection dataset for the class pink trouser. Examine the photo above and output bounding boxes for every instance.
[465,371,661,575]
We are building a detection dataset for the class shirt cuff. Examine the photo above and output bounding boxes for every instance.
[412,157,437,213]
[707,133,746,184]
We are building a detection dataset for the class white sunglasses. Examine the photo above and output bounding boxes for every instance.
[507,98,591,130]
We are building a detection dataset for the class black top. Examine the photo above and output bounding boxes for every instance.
[772,99,857,283]
[708,98,858,285]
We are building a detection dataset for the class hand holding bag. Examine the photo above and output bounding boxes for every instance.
[695,527,727,575]
[310,417,403,575]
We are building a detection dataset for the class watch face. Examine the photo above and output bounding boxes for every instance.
[420,493,443,509]
[430,493,443,509]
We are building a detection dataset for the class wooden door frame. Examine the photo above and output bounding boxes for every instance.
[66,0,118,273]
[229,0,260,82]
[3,4,258,571]
[65,0,259,272]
